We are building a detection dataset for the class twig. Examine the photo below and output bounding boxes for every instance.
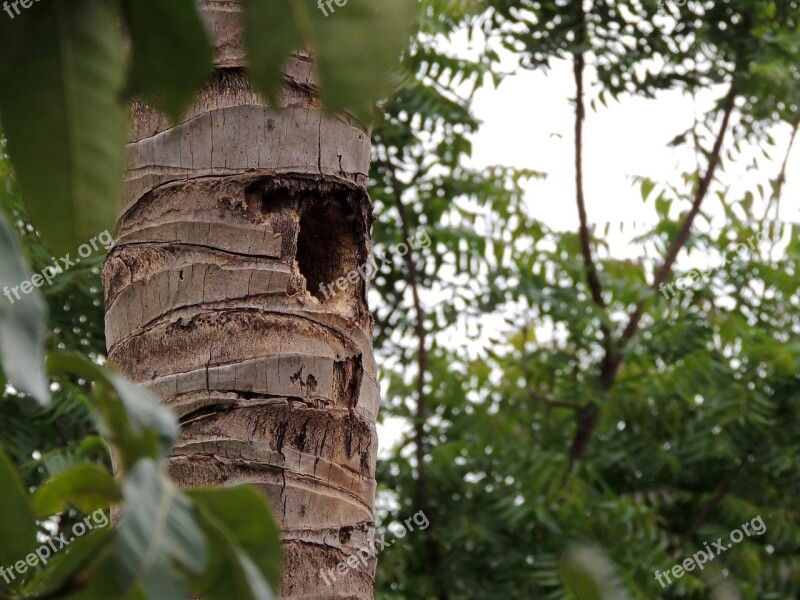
[571,25,616,389]
[762,116,799,261]
[546,399,583,411]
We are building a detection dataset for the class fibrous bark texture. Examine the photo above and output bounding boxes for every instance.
[102,4,380,598]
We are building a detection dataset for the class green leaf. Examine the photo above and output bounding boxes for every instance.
[240,0,303,105]
[561,546,629,600]
[122,0,213,121]
[23,527,115,598]
[0,449,38,573]
[640,178,656,202]
[192,515,277,600]
[741,191,754,215]
[0,0,128,257]
[47,351,178,467]
[0,213,49,404]
[243,0,416,121]
[77,435,112,460]
[655,194,672,219]
[188,486,283,598]
[32,463,122,517]
[96,372,178,466]
[113,460,207,600]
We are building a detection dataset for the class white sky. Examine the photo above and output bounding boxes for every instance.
[467,59,800,236]
[376,36,800,457]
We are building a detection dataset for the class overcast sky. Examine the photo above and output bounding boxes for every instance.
[467,57,800,239]
[376,37,800,458]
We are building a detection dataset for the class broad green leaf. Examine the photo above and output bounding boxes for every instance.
[0,0,127,257]
[243,0,415,121]
[0,0,37,78]
[122,0,213,121]
[314,0,415,119]
[188,486,283,598]
[32,463,121,517]
[240,0,301,105]
[77,435,112,460]
[96,373,178,466]
[47,351,178,467]
[192,514,277,600]
[0,213,49,404]
[0,449,38,573]
[113,460,207,600]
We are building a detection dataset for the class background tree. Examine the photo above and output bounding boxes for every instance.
[374,1,800,598]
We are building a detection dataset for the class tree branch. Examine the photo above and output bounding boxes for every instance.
[770,116,799,217]
[762,116,799,260]
[669,447,752,555]
[573,54,605,314]
[564,83,737,475]
[392,178,448,600]
[617,83,738,358]
[572,31,615,389]
[546,399,583,411]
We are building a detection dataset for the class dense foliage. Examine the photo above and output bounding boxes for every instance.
[371,1,800,599]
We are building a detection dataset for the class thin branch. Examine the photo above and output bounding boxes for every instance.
[392,177,448,600]
[573,54,606,314]
[764,116,799,222]
[562,4,619,478]
[564,83,737,475]
[762,116,799,261]
[572,28,616,390]
[616,83,738,356]
[545,399,583,411]
[669,447,752,555]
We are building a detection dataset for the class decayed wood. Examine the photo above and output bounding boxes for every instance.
[102,6,380,597]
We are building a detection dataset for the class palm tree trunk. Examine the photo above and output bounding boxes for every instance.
[102,4,380,598]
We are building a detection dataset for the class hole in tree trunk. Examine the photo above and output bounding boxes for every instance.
[297,200,360,302]
[243,175,371,313]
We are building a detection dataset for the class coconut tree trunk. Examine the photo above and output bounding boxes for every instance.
[101,4,380,598]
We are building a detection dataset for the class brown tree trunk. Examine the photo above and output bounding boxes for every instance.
[102,4,380,598]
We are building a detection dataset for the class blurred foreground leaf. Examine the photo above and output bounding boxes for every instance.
[0,0,127,257]
[189,486,284,599]
[122,0,213,121]
[243,0,415,121]
[0,213,49,404]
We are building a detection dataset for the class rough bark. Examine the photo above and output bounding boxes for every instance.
[102,4,380,598]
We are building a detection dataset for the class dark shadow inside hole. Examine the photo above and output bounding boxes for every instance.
[297,200,360,301]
